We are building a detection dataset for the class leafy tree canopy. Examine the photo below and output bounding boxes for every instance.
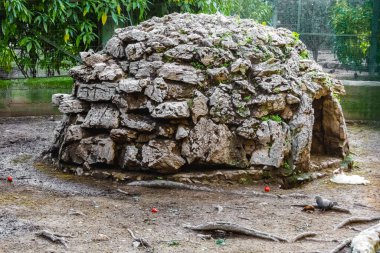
[0,0,272,78]
[330,0,372,69]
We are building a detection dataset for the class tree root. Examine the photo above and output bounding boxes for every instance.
[329,238,352,253]
[127,228,151,248]
[127,180,308,199]
[290,232,318,242]
[183,221,287,242]
[291,204,351,214]
[36,230,72,248]
[335,216,380,230]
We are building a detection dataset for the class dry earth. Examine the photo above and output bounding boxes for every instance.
[0,116,379,253]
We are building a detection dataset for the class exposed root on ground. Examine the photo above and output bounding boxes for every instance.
[127,180,308,199]
[183,221,288,242]
[36,230,73,248]
[329,238,352,253]
[291,204,351,213]
[335,216,380,230]
[290,232,318,242]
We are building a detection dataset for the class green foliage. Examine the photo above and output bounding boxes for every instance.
[0,0,273,78]
[0,0,150,77]
[191,61,206,70]
[299,50,309,59]
[292,31,300,42]
[261,114,283,123]
[330,0,372,69]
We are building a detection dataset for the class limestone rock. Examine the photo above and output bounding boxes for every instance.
[144,77,167,102]
[250,120,291,168]
[80,51,107,67]
[104,37,125,58]
[191,91,208,123]
[77,82,117,102]
[118,28,148,42]
[82,104,119,129]
[52,13,349,182]
[151,101,190,119]
[120,113,156,132]
[125,42,146,61]
[52,94,71,106]
[182,118,248,168]
[175,125,190,140]
[119,78,144,93]
[142,140,186,173]
[78,137,116,165]
[158,63,205,85]
[120,145,140,168]
[98,64,124,81]
[59,98,89,114]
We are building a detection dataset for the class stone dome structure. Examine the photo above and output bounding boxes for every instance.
[51,13,349,180]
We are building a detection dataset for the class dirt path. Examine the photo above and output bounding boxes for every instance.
[0,117,379,253]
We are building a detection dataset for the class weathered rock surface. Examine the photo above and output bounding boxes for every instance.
[51,13,349,180]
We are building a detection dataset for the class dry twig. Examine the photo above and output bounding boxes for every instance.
[334,216,380,230]
[184,221,287,242]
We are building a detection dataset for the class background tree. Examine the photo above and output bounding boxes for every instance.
[298,0,333,61]
[329,0,372,69]
[0,0,273,78]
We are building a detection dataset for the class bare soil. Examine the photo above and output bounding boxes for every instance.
[0,117,379,253]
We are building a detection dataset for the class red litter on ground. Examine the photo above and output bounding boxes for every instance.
[264,186,270,192]
[7,176,13,183]
[151,208,158,213]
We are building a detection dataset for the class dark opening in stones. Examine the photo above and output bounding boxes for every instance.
[311,95,349,158]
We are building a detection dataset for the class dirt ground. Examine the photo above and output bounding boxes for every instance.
[0,116,379,253]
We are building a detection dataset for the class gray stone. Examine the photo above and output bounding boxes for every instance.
[144,77,167,102]
[59,98,89,114]
[104,37,125,58]
[118,29,148,42]
[175,125,190,140]
[230,58,251,74]
[209,88,235,123]
[151,101,190,119]
[207,67,229,82]
[110,128,138,143]
[78,137,116,165]
[164,45,196,61]
[119,78,142,93]
[77,82,117,102]
[129,60,163,78]
[142,140,186,173]
[80,51,107,67]
[82,104,119,129]
[125,42,145,61]
[182,118,248,167]
[98,64,124,81]
[158,63,205,85]
[52,93,71,106]
[250,121,291,168]
[120,145,140,168]
[65,125,87,142]
[191,91,208,123]
[236,118,260,139]
[120,113,156,132]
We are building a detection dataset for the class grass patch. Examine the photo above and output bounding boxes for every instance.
[0,76,73,89]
